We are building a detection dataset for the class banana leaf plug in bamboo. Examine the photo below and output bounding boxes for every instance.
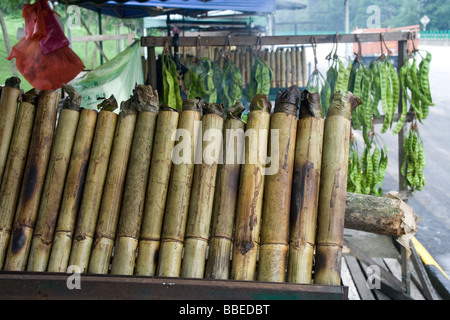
[314,91,361,286]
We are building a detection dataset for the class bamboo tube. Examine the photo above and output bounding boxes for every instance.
[280,48,286,88]
[313,91,361,286]
[301,46,307,88]
[3,90,60,271]
[204,102,245,280]
[285,49,292,88]
[156,99,202,277]
[275,48,281,88]
[68,96,118,273]
[230,94,271,281]
[0,90,38,269]
[27,86,81,272]
[296,47,302,87]
[88,97,138,274]
[257,86,299,283]
[0,77,21,183]
[246,48,251,87]
[134,105,179,276]
[270,49,276,88]
[291,48,297,88]
[110,85,159,275]
[180,102,224,279]
[287,90,324,284]
[239,49,246,86]
[47,108,97,272]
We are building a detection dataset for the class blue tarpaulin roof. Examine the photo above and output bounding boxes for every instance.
[76,0,277,19]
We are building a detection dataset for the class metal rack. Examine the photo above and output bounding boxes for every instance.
[141,31,414,193]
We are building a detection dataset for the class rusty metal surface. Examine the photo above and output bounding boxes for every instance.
[0,271,347,300]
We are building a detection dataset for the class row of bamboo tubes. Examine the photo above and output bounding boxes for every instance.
[0,79,360,285]
[174,46,308,89]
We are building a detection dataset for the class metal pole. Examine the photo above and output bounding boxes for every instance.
[98,8,103,65]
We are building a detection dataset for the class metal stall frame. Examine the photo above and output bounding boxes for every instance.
[141,31,413,193]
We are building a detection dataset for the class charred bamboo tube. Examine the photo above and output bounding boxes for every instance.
[0,90,38,269]
[230,95,271,281]
[204,102,245,280]
[88,98,138,274]
[0,77,21,183]
[156,99,202,277]
[287,90,324,284]
[3,90,60,271]
[68,96,118,273]
[27,86,81,272]
[135,105,179,276]
[110,86,159,275]
[47,108,97,272]
[313,91,361,286]
[257,86,299,283]
[180,102,224,279]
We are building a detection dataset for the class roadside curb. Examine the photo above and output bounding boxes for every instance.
[411,237,450,300]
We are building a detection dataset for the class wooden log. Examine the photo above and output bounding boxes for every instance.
[204,102,245,280]
[88,98,137,274]
[230,95,271,281]
[134,106,179,276]
[313,91,361,286]
[156,99,202,278]
[344,192,419,237]
[110,85,159,276]
[3,90,60,271]
[180,103,224,279]
[287,90,324,284]
[47,108,97,272]
[68,97,118,273]
[27,86,82,272]
[0,77,21,183]
[0,90,38,269]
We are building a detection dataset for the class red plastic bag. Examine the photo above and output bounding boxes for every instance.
[7,0,84,91]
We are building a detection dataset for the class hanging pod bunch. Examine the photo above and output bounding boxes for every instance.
[246,55,273,101]
[401,122,425,191]
[348,57,374,147]
[347,132,388,197]
[394,51,433,133]
[161,50,183,111]
[214,55,244,111]
[373,55,399,133]
[320,55,352,117]
[184,57,217,103]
